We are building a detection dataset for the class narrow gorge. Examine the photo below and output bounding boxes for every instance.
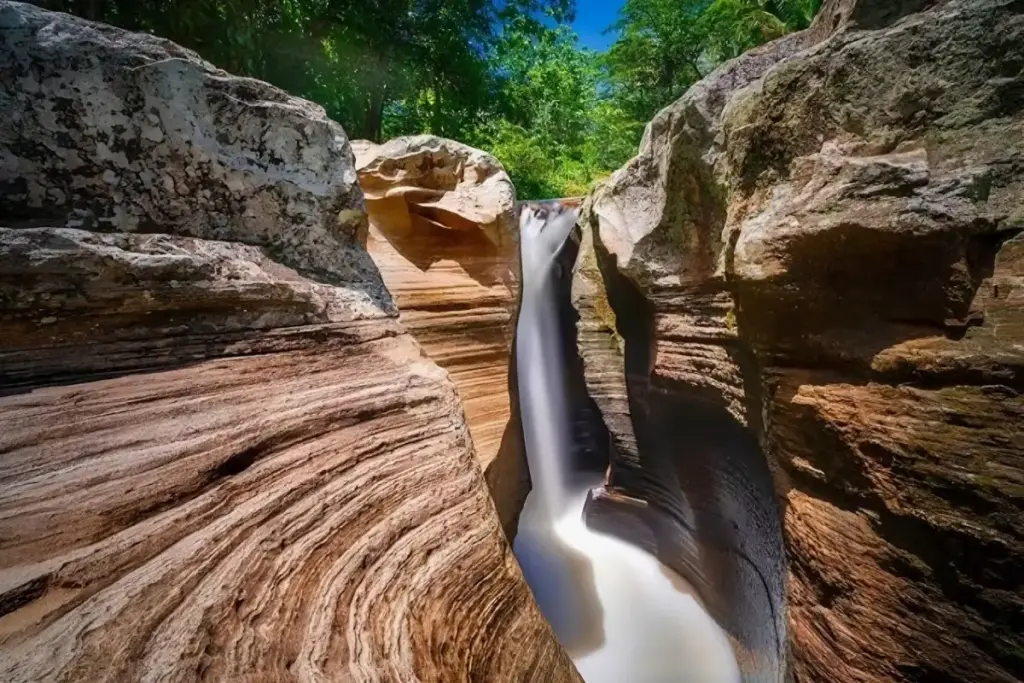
[0,0,1021,682]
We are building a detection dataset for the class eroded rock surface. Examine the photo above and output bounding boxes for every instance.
[355,136,528,534]
[574,0,1023,681]
[0,4,578,681]
[0,0,378,296]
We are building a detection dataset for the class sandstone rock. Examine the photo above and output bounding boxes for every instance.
[355,136,527,534]
[574,1,1023,681]
[355,136,516,249]
[0,5,578,681]
[0,228,577,683]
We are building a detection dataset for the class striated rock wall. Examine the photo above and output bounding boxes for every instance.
[354,136,529,535]
[0,4,578,682]
[573,0,1023,681]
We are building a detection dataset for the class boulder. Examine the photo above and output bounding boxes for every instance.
[0,4,578,682]
[573,0,1023,681]
[0,0,379,297]
[355,136,527,534]
[354,136,517,249]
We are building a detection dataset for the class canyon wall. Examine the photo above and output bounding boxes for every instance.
[0,3,578,681]
[354,137,528,535]
[572,0,1023,681]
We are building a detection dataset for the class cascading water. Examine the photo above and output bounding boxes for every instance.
[512,201,741,683]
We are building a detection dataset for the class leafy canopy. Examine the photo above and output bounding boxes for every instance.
[45,0,820,198]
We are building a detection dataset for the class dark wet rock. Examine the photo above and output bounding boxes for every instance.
[573,0,1024,681]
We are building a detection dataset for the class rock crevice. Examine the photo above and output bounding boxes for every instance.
[572,0,1023,681]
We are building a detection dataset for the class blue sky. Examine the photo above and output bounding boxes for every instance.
[571,0,625,51]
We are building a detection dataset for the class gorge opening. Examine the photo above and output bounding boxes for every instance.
[511,200,743,683]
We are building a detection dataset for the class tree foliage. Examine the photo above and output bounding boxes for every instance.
[43,0,819,198]
[43,0,572,142]
[466,20,642,198]
[604,0,820,125]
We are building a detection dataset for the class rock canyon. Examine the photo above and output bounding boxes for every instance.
[0,4,575,681]
[0,0,1021,682]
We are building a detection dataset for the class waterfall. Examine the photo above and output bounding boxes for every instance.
[515,201,578,519]
[512,201,741,683]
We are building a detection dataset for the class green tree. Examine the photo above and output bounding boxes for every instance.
[43,0,820,199]
[42,0,574,141]
[464,19,642,198]
[603,0,708,124]
[604,0,821,123]
[700,0,820,62]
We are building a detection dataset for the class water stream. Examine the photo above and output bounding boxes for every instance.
[512,202,741,683]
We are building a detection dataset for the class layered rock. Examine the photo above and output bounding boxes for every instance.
[354,136,528,533]
[573,0,1023,681]
[0,4,578,681]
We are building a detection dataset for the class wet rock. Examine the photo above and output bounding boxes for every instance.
[573,0,1024,681]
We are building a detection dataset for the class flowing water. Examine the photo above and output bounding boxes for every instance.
[512,202,741,683]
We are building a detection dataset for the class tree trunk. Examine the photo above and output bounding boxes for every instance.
[75,0,106,21]
[365,86,386,143]
[431,73,444,136]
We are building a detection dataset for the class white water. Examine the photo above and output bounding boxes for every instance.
[512,203,741,683]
